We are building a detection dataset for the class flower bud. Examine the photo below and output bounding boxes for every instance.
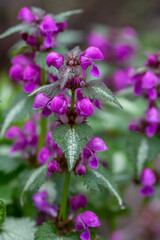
[50,95,68,114]
[48,161,61,173]
[146,107,159,123]
[142,71,158,89]
[70,194,87,212]
[88,137,108,152]
[38,147,51,165]
[18,7,34,23]
[46,52,64,69]
[33,93,50,110]
[9,64,24,82]
[141,168,156,186]
[76,164,86,175]
[76,98,94,116]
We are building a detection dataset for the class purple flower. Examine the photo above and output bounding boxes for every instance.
[141,71,158,89]
[33,190,58,217]
[75,211,100,240]
[46,52,64,69]
[80,46,104,77]
[38,147,51,165]
[76,164,86,175]
[33,93,50,110]
[87,32,109,56]
[9,64,24,82]
[114,43,135,62]
[76,98,94,117]
[70,194,87,212]
[50,94,68,115]
[18,7,34,23]
[39,16,58,49]
[88,137,108,152]
[48,161,61,173]
[141,168,156,186]
[140,186,156,197]
[5,120,38,157]
[88,155,98,169]
[145,123,158,138]
[140,168,156,197]
[146,107,159,123]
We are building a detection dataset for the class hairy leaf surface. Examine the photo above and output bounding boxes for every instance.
[0,217,37,240]
[29,82,61,98]
[52,124,93,171]
[82,167,125,209]
[82,80,122,109]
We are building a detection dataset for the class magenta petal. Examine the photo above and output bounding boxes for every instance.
[140,186,156,197]
[80,56,92,69]
[23,65,36,80]
[50,95,68,114]
[39,16,57,33]
[84,46,104,60]
[142,71,158,89]
[76,211,101,229]
[38,147,51,165]
[146,107,159,123]
[33,93,50,110]
[94,99,103,110]
[9,64,24,82]
[42,106,52,117]
[11,54,32,66]
[18,7,34,23]
[90,63,100,77]
[80,228,90,240]
[148,88,157,100]
[43,33,53,49]
[88,137,108,152]
[76,98,94,117]
[5,126,22,139]
[88,155,98,169]
[23,121,37,135]
[141,168,156,186]
[46,52,64,69]
[70,194,87,212]
[23,82,36,93]
[145,123,158,137]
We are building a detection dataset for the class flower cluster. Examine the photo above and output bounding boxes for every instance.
[140,168,156,197]
[18,7,67,50]
[87,26,138,92]
[33,191,100,239]
[5,120,38,159]
[129,53,160,137]
[38,129,108,176]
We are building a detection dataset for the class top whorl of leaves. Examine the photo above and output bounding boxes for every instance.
[29,82,61,98]
[82,80,123,109]
[52,124,93,171]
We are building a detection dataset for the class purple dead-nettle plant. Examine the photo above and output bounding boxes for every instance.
[0,6,124,240]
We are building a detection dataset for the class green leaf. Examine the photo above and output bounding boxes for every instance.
[52,124,93,171]
[0,154,23,173]
[34,221,59,240]
[0,24,35,39]
[82,80,122,109]
[0,93,35,139]
[136,137,149,179]
[0,24,25,39]
[10,40,28,57]
[82,167,125,209]
[21,162,49,206]
[34,221,80,240]
[0,217,37,240]
[35,46,68,75]
[54,9,83,23]
[29,82,61,98]
[0,200,6,227]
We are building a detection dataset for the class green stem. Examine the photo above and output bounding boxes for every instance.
[38,69,47,150]
[59,172,71,220]
[71,88,75,110]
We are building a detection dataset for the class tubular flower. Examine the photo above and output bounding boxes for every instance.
[140,168,156,197]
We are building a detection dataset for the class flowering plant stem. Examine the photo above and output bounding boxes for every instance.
[71,88,75,110]
[38,69,47,150]
[59,172,71,220]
